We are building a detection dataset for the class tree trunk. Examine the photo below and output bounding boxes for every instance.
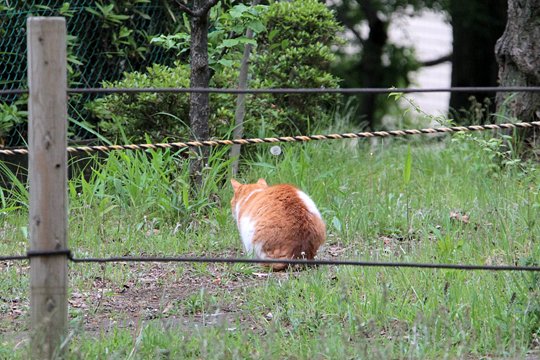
[188,0,212,187]
[449,0,507,121]
[230,16,256,177]
[357,0,387,130]
[495,0,540,153]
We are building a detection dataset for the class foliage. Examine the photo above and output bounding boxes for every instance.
[80,0,181,72]
[0,98,27,146]
[89,0,343,142]
[251,0,343,135]
[0,161,28,213]
[68,146,232,224]
[450,132,525,174]
[87,63,191,142]
[151,3,266,72]
[0,0,183,146]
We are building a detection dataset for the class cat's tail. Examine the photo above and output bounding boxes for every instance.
[267,254,314,272]
[259,257,289,271]
[268,260,317,272]
[264,245,317,271]
[270,262,289,272]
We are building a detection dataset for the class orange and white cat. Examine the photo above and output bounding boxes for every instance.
[230,178,326,271]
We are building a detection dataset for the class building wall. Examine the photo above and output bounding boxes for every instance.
[388,11,452,116]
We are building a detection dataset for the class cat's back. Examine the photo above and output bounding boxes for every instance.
[244,184,322,222]
[231,178,326,266]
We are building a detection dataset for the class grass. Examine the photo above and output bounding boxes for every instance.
[0,127,539,359]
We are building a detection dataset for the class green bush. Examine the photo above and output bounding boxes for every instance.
[250,0,343,135]
[87,62,191,142]
[1,1,184,146]
[88,0,343,143]
[0,98,27,146]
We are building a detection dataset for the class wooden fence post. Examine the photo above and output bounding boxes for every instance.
[229,18,256,176]
[27,17,69,358]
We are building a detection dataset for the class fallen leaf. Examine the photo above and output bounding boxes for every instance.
[450,211,470,224]
[252,272,269,278]
[162,302,174,314]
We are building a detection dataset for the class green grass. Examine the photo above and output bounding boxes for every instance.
[0,130,539,359]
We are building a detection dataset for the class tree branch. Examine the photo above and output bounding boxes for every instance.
[420,53,452,67]
[345,23,364,44]
[198,0,219,16]
[175,0,218,17]
[358,0,379,29]
[174,0,196,16]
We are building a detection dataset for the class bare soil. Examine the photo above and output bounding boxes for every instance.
[0,243,351,338]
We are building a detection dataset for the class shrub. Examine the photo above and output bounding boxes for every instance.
[88,0,343,143]
[87,62,191,142]
[1,1,184,146]
[250,0,343,135]
[0,98,27,146]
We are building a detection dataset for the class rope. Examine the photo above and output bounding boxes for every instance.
[2,86,540,96]
[0,252,538,271]
[1,121,539,156]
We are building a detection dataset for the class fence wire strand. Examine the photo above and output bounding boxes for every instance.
[2,86,540,96]
[1,121,539,156]
[0,252,539,271]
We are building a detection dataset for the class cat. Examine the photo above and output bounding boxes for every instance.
[230,178,326,271]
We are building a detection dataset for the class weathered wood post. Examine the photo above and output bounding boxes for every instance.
[27,17,69,358]
[229,5,257,177]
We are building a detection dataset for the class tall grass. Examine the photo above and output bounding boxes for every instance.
[68,146,233,222]
[0,161,28,213]
[1,126,539,358]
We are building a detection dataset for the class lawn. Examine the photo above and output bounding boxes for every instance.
[1,128,539,359]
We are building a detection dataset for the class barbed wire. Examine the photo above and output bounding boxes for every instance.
[1,121,539,156]
[0,251,539,271]
[2,86,540,96]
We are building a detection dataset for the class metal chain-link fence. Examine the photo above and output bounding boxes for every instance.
[0,0,181,146]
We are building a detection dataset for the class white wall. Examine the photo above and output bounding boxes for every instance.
[388,10,452,116]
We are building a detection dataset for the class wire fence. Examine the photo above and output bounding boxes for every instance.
[4,12,538,357]
[0,1,181,147]
[1,116,539,273]
[1,251,539,272]
[2,86,540,96]
[0,89,539,272]
[1,14,540,274]
[0,1,176,97]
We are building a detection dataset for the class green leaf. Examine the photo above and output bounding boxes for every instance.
[85,7,101,17]
[388,91,404,101]
[229,4,249,18]
[217,59,234,67]
[268,29,279,42]
[118,26,133,38]
[246,20,266,34]
[332,216,342,232]
[220,38,241,48]
[403,145,412,186]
